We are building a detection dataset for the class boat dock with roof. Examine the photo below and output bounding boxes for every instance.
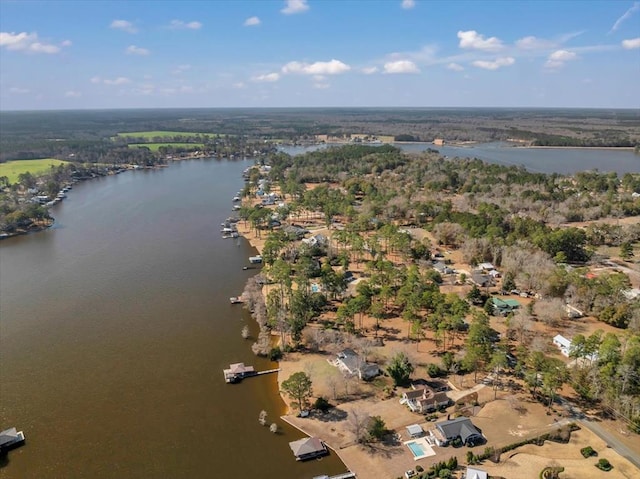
[223,362,280,383]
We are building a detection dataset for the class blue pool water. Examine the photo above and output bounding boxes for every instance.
[407,442,426,457]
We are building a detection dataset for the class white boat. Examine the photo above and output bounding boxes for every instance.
[232,196,241,202]
[0,427,25,452]
[248,255,262,264]
[229,296,244,304]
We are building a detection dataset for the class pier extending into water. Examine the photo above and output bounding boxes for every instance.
[313,472,356,479]
[223,362,280,383]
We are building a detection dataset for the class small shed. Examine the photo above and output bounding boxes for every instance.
[406,424,424,438]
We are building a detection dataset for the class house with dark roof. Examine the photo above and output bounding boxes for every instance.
[431,417,483,446]
[471,272,494,288]
[289,437,328,461]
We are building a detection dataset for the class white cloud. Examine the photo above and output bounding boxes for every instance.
[361,66,378,74]
[110,20,137,34]
[64,90,82,98]
[472,57,515,70]
[0,31,62,54]
[401,0,415,9]
[281,0,309,15]
[90,76,101,84]
[233,82,246,89]
[515,35,555,50]
[622,37,640,49]
[60,40,72,47]
[125,45,150,55]
[544,49,577,68]
[244,16,261,26]
[9,87,29,94]
[446,62,464,71]
[383,60,420,74]
[103,77,131,85]
[168,20,202,30]
[313,82,330,89]
[252,72,281,82]
[172,64,191,74]
[458,30,503,51]
[282,59,351,75]
[609,1,640,33]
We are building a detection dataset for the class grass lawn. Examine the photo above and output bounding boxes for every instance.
[0,158,68,184]
[128,143,205,152]
[117,131,221,139]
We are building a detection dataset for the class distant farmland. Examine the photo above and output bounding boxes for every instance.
[0,158,68,184]
[128,143,205,152]
[117,131,220,139]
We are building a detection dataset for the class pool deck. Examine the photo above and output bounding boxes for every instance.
[404,437,436,460]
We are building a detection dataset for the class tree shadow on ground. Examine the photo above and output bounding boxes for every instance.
[362,440,404,458]
[314,408,348,422]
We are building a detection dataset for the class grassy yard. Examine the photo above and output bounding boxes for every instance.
[128,143,205,152]
[0,158,68,184]
[117,131,221,139]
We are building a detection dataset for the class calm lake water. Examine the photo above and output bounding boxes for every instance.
[282,142,639,175]
[0,159,345,478]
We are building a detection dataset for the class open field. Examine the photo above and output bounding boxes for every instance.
[118,131,205,139]
[117,131,219,139]
[0,158,68,184]
[127,142,205,152]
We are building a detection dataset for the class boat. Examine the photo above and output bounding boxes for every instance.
[248,255,262,264]
[229,296,244,304]
[232,196,241,202]
[0,427,25,452]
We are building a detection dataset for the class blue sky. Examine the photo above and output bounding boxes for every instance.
[1,0,639,110]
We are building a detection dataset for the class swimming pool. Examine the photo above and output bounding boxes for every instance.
[404,438,436,460]
[407,441,426,457]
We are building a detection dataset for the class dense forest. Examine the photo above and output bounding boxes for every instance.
[2,108,638,162]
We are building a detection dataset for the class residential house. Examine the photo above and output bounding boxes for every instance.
[330,348,380,381]
[283,225,309,239]
[433,261,455,275]
[491,297,521,316]
[302,234,328,247]
[477,262,495,271]
[553,334,572,357]
[289,437,328,461]
[464,466,488,479]
[431,417,483,446]
[471,272,494,288]
[401,386,451,413]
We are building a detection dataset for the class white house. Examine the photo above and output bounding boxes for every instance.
[477,262,495,271]
[464,467,488,479]
[330,349,380,381]
[553,334,572,356]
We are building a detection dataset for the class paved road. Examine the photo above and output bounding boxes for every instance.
[578,418,640,469]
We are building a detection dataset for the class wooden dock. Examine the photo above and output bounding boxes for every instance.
[223,363,280,383]
[313,472,356,479]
